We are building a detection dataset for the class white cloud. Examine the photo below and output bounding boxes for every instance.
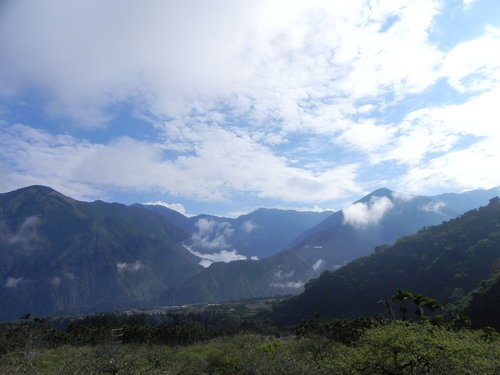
[420,201,446,213]
[462,0,478,10]
[191,218,234,250]
[143,201,187,215]
[186,246,247,264]
[7,216,42,246]
[0,0,498,207]
[0,216,42,250]
[342,196,394,228]
[0,0,442,131]
[116,260,143,273]
[400,138,500,193]
[0,124,107,200]
[337,121,396,153]
[441,27,500,93]
[270,281,304,289]
[0,123,362,203]
[386,82,500,193]
[4,277,23,288]
[273,270,295,280]
[198,259,213,268]
[334,27,500,177]
[312,259,325,271]
[241,220,258,234]
[391,191,414,202]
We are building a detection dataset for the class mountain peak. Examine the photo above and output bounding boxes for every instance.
[355,187,393,203]
[13,185,58,195]
[370,187,393,197]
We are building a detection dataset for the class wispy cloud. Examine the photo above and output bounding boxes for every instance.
[191,218,234,250]
[420,201,446,214]
[0,123,362,203]
[343,196,394,228]
[116,260,143,273]
[312,259,325,271]
[7,216,42,246]
[270,281,304,289]
[0,216,43,251]
[241,220,258,234]
[4,277,23,288]
[185,246,247,268]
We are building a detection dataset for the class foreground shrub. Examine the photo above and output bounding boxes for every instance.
[331,321,500,374]
[1,324,498,374]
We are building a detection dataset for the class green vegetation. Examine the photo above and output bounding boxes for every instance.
[1,315,498,374]
[461,272,500,330]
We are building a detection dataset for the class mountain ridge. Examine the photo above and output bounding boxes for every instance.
[274,197,500,324]
[0,185,202,321]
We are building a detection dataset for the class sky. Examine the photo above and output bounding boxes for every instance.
[0,0,499,217]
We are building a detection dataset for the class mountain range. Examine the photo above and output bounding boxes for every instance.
[160,187,499,305]
[0,186,201,321]
[0,184,499,321]
[140,205,332,261]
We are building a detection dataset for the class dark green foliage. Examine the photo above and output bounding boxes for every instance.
[1,320,499,374]
[343,321,500,374]
[275,198,500,324]
[462,272,500,330]
[295,316,384,344]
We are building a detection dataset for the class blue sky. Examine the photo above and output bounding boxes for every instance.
[0,0,499,217]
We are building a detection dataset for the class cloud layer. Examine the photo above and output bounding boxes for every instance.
[0,0,499,211]
[343,196,394,228]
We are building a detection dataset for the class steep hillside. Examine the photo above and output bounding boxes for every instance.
[0,186,202,321]
[225,208,333,258]
[135,204,192,233]
[462,272,500,330]
[274,198,500,324]
[160,250,313,305]
[286,188,461,270]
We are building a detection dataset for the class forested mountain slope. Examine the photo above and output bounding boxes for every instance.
[275,198,500,324]
[0,186,202,321]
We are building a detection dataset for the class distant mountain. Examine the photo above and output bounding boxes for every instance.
[0,186,202,321]
[142,205,332,260]
[134,204,192,233]
[286,187,461,270]
[161,188,499,306]
[3,185,498,320]
[160,250,312,306]
[437,186,500,213]
[274,197,500,324]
